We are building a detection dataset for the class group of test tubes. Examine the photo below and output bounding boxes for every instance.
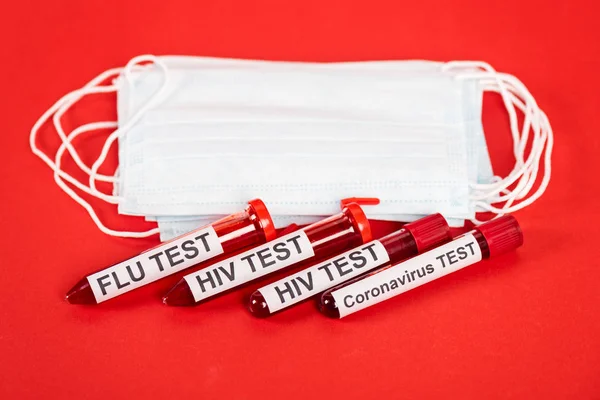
[66,199,523,318]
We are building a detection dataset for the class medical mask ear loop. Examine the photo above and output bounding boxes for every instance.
[448,64,537,196]
[467,73,546,198]
[77,55,169,237]
[444,64,525,219]
[50,85,123,203]
[474,111,552,215]
[480,83,543,204]
[62,55,169,237]
[31,64,149,203]
[30,55,167,237]
[474,87,551,215]
[55,122,119,173]
[52,121,160,238]
[30,70,127,203]
[444,63,532,213]
[446,63,545,204]
[50,63,150,187]
[481,74,541,193]
[88,55,171,198]
[471,72,552,213]
[445,61,525,166]
[504,80,549,203]
[444,62,553,221]
[445,63,551,216]
[52,81,120,184]
[474,81,536,203]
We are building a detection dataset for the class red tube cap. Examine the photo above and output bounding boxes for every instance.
[343,203,372,243]
[404,214,452,252]
[247,199,277,241]
[476,215,523,257]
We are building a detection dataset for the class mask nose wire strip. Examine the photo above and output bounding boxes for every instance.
[443,61,553,221]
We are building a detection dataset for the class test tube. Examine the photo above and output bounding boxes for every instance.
[248,214,451,317]
[319,215,523,318]
[162,203,371,306]
[65,199,276,304]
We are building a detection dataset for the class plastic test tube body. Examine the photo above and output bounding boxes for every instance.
[319,215,523,318]
[248,214,452,317]
[65,199,276,304]
[162,203,371,306]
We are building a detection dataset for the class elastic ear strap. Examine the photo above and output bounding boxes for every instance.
[445,62,553,221]
[51,114,122,204]
[52,85,122,204]
[30,71,123,203]
[444,61,523,164]
[55,122,119,174]
[474,82,537,202]
[33,63,150,193]
[493,87,541,202]
[29,58,162,237]
[51,62,150,189]
[53,66,123,183]
[53,84,120,183]
[51,121,159,237]
[88,55,171,196]
[477,73,552,213]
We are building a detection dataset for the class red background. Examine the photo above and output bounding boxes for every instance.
[1,0,599,398]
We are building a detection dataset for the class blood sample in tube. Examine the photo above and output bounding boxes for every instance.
[248,214,451,317]
[319,215,523,318]
[65,199,276,304]
[162,203,372,306]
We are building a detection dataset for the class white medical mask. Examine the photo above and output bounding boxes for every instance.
[155,215,324,242]
[29,55,553,239]
[115,57,479,219]
[132,57,492,237]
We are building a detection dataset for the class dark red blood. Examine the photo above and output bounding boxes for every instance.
[165,207,367,306]
[66,205,271,305]
[319,229,492,318]
[162,279,196,306]
[65,277,97,305]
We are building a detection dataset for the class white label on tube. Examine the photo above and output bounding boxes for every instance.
[259,241,390,313]
[88,226,223,303]
[332,233,482,318]
[185,230,315,303]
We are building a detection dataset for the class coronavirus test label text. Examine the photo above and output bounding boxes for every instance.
[332,234,482,317]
